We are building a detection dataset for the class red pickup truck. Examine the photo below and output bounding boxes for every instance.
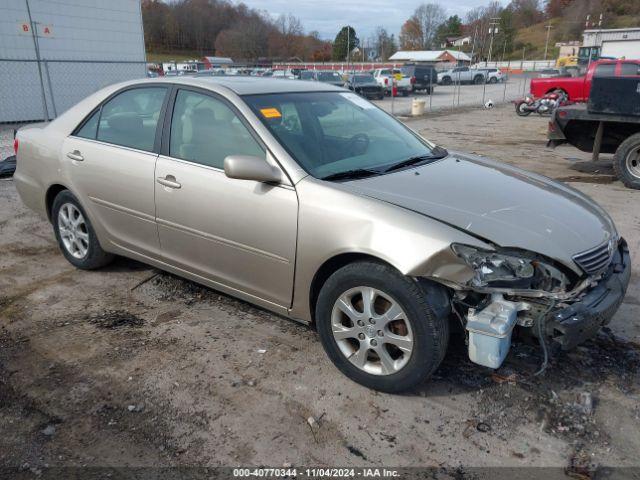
[530,59,640,101]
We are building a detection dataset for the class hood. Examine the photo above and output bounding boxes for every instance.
[345,153,615,271]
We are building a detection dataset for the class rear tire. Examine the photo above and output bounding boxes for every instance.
[515,101,532,116]
[441,76,452,86]
[52,190,114,270]
[489,77,498,84]
[473,75,484,85]
[315,261,450,393]
[613,133,640,190]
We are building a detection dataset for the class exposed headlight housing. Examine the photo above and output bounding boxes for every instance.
[452,244,568,292]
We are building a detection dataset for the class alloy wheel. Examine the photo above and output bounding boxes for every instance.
[58,203,89,259]
[330,286,414,376]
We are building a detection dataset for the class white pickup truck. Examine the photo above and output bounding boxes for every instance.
[437,67,486,85]
[372,68,413,96]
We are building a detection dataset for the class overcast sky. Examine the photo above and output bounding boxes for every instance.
[238,0,508,41]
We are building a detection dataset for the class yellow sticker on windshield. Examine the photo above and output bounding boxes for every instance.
[260,107,282,118]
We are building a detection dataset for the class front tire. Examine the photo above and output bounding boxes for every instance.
[473,75,484,85]
[489,77,498,84]
[613,133,640,189]
[441,76,452,86]
[316,261,450,393]
[52,190,114,269]
[515,101,532,116]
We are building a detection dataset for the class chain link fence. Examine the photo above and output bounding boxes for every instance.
[0,59,147,123]
[375,72,536,116]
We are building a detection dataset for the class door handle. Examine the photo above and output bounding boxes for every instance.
[157,176,182,189]
[67,150,84,161]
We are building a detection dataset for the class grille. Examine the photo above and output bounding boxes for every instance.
[573,240,615,275]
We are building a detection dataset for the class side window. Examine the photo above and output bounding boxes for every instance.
[621,63,640,76]
[96,87,167,151]
[169,90,264,169]
[75,109,100,140]
[594,64,616,77]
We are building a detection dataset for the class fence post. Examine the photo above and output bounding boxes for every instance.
[503,59,509,102]
[25,0,49,121]
[481,73,487,107]
[43,60,57,117]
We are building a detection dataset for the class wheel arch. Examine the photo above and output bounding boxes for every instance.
[546,87,568,98]
[308,252,399,324]
[45,183,70,222]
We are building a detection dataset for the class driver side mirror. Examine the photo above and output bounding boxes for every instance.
[224,155,282,183]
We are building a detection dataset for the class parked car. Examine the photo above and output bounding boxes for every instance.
[13,77,630,392]
[299,70,315,81]
[272,69,296,79]
[438,67,485,85]
[400,64,437,94]
[538,68,565,78]
[481,68,507,83]
[530,59,640,102]
[315,70,344,86]
[344,74,384,100]
[372,68,412,96]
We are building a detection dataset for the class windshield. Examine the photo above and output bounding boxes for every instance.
[318,72,342,81]
[244,92,442,178]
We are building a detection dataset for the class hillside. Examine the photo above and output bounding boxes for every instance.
[513,15,640,60]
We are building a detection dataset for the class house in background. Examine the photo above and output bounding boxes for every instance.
[441,36,472,48]
[202,56,234,69]
[389,50,471,69]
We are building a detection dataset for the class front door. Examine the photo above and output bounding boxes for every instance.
[62,86,168,257]
[154,88,298,308]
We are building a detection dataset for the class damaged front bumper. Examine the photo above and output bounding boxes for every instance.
[460,239,631,369]
[546,240,631,350]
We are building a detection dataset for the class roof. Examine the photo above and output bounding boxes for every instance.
[142,76,345,95]
[203,56,234,65]
[389,50,471,62]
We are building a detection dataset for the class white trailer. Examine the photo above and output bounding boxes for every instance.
[0,0,147,123]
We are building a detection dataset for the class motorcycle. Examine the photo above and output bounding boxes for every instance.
[514,90,569,116]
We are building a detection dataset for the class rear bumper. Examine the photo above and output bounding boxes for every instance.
[547,239,631,350]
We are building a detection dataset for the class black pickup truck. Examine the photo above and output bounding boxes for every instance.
[548,76,640,190]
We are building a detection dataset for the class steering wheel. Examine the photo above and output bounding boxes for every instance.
[346,133,370,157]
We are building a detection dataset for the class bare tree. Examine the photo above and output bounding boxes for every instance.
[412,3,446,49]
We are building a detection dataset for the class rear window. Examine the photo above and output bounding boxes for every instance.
[353,75,374,83]
[594,64,616,77]
[620,63,640,76]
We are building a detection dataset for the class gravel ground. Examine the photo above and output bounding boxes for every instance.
[1,105,639,476]
[1,128,15,162]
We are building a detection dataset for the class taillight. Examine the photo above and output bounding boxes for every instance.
[384,78,388,85]
[13,138,18,155]
[558,110,567,118]
[411,76,416,84]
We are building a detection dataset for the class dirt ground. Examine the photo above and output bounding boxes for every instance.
[1,105,639,476]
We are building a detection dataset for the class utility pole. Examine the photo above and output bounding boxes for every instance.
[543,24,553,61]
[487,18,500,63]
[469,25,478,63]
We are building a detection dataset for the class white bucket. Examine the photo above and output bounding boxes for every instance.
[411,99,426,116]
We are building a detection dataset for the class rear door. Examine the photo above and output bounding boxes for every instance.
[62,86,169,257]
[154,87,298,309]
